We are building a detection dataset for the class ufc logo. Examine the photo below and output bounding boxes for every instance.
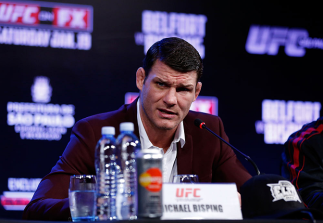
[0,3,39,24]
[53,8,88,29]
[176,188,200,197]
[245,25,308,57]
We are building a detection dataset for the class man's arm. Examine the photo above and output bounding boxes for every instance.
[282,126,323,211]
[22,174,71,221]
[23,119,97,220]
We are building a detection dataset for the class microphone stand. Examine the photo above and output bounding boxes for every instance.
[195,119,260,176]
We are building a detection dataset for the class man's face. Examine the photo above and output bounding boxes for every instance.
[136,60,202,132]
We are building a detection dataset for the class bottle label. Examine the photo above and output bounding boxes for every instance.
[139,168,162,192]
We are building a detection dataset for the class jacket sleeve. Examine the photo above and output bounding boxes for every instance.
[282,129,323,211]
[22,119,97,221]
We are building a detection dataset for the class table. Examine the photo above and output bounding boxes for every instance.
[0,219,320,223]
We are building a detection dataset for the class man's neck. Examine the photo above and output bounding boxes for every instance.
[146,128,176,153]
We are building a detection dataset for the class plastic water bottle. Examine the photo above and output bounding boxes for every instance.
[95,126,119,220]
[116,122,141,220]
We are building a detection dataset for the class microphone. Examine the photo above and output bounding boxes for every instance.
[194,118,260,175]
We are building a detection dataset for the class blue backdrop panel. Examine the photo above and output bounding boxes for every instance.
[0,0,322,219]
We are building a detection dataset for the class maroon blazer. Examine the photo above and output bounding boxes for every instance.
[23,98,251,221]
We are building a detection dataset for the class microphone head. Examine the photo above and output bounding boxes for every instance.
[194,118,205,129]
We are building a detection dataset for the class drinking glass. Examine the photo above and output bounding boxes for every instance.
[173,174,199,183]
[69,175,96,222]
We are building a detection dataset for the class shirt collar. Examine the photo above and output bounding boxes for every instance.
[137,99,185,150]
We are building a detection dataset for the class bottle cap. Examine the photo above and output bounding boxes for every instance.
[102,126,115,135]
[120,122,134,132]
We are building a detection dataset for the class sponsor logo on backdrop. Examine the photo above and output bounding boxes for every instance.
[134,10,207,58]
[246,25,323,57]
[7,76,75,141]
[31,76,52,103]
[125,92,218,115]
[255,99,321,144]
[0,1,92,50]
[1,178,41,211]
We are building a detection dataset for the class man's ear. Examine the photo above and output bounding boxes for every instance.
[194,82,202,101]
[136,67,146,91]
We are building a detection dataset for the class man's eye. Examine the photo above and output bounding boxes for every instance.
[157,82,165,87]
[177,87,190,92]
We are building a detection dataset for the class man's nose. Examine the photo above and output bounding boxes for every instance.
[163,88,177,106]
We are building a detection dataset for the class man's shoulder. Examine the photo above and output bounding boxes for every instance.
[285,117,323,147]
[73,103,134,133]
[83,105,128,122]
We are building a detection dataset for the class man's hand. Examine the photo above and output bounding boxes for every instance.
[237,192,241,207]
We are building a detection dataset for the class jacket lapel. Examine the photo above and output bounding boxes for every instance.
[125,97,140,138]
[177,133,193,174]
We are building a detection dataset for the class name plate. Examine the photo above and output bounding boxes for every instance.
[161,183,242,220]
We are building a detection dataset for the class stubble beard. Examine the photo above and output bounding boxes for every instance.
[142,103,179,132]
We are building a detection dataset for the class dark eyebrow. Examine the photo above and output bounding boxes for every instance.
[154,77,194,89]
[154,77,170,86]
[176,83,194,89]
[154,77,166,82]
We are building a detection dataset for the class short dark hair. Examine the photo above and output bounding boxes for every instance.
[142,37,203,82]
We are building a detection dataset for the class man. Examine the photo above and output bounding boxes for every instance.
[282,116,323,211]
[23,37,251,220]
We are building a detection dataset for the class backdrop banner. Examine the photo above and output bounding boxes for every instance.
[0,0,321,219]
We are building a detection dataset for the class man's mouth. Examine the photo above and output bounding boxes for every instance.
[159,109,176,114]
[158,109,177,118]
